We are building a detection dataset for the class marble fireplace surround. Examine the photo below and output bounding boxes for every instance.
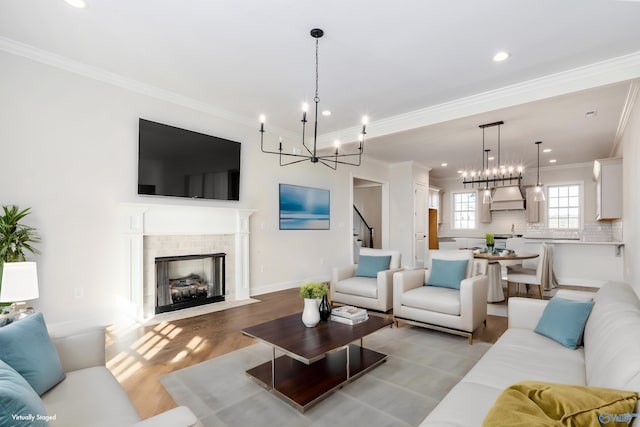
[120,203,255,321]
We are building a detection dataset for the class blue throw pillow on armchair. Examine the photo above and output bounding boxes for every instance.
[355,255,392,278]
[426,259,469,289]
[0,312,66,395]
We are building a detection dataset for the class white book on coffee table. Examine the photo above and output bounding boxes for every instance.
[331,305,367,319]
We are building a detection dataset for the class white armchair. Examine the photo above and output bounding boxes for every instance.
[330,247,402,312]
[392,250,488,344]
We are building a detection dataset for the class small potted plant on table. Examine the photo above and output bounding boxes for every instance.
[485,233,495,253]
[299,281,329,327]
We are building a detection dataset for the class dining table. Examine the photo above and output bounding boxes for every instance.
[473,252,539,302]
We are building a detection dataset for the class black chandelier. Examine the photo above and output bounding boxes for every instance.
[461,121,523,189]
[260,28,368,170]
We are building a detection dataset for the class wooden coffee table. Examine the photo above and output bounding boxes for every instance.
[241,312,392,412]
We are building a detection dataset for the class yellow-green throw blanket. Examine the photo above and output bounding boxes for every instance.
[482,381,638,427]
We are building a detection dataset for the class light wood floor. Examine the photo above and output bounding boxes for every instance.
[106,288,508,419]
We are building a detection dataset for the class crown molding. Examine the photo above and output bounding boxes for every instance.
[2,35,639,149]
[0,36,299,139]
[611,79,640,157]
[319,51,640,146]
[434,161,594,184]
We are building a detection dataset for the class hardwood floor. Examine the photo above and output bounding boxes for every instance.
[106,288,508,419]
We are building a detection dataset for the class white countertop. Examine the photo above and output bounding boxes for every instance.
[523,239,623,246]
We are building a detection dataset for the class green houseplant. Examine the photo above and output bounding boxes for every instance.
[0,205,40,263]
[0,205,40,309]
[485,233,495,252]
[299,281,328,299]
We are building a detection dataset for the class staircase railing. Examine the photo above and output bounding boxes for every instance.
[353,205,374,248]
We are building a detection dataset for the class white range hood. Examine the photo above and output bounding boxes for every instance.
[490,186,525,210]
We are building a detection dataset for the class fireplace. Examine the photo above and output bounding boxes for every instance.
[120,204,255,321]
[155,253,226,314]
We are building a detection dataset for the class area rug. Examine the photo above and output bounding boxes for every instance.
[161,325,491,427]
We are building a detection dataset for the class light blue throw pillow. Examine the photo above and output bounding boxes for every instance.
[426,259,469,289]
[534,297,595,349]
[355,255,392,278]
[0,312,66,395]
[0,359,49,426]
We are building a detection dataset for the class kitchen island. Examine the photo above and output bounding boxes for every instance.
[522,238,623,287]
[437,236,624,288]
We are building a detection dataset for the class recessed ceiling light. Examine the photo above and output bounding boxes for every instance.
[488,156,495,161]
[457,170,463,174]
[64,0,87,8]
[493,51,510,62]
[549,159,557,163]
[543,148,552,153]
[321,110,331,116]
[441,163,448,167]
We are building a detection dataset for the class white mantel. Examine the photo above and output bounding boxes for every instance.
[119,203,256,321]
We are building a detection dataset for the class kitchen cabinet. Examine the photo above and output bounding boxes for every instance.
[593,158,622,220]
[429,187,442,224]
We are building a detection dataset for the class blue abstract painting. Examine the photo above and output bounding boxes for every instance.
[279,184,330,230]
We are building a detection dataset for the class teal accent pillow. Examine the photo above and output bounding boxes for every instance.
[426,259,469,289]
[355,255,392,278]
[534,297,595,349]
[0,312,66,395]
[0,359,49,426]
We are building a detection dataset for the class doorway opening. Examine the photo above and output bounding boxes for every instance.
[351,176,387,263]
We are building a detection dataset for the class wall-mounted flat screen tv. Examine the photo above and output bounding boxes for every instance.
[138,119,241,200]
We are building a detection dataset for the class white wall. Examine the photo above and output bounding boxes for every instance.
[388,162,429,268]
[0,51,392,324]
[618,91,640,292]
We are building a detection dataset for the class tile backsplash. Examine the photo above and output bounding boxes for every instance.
[524,221,622,242]
[439,209,622,242]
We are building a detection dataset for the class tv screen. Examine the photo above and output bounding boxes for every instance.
[138,119,241,200]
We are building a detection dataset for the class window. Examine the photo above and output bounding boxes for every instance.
[547,184,581,229]
[453,192,476,229]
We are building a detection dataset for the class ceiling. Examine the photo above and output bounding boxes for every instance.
[1,0,640,179]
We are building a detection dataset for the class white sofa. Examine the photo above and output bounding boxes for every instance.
[43,325,198,427]
[420,281,640,426]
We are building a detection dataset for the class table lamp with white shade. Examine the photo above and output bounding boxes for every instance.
[0,261,39,314]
